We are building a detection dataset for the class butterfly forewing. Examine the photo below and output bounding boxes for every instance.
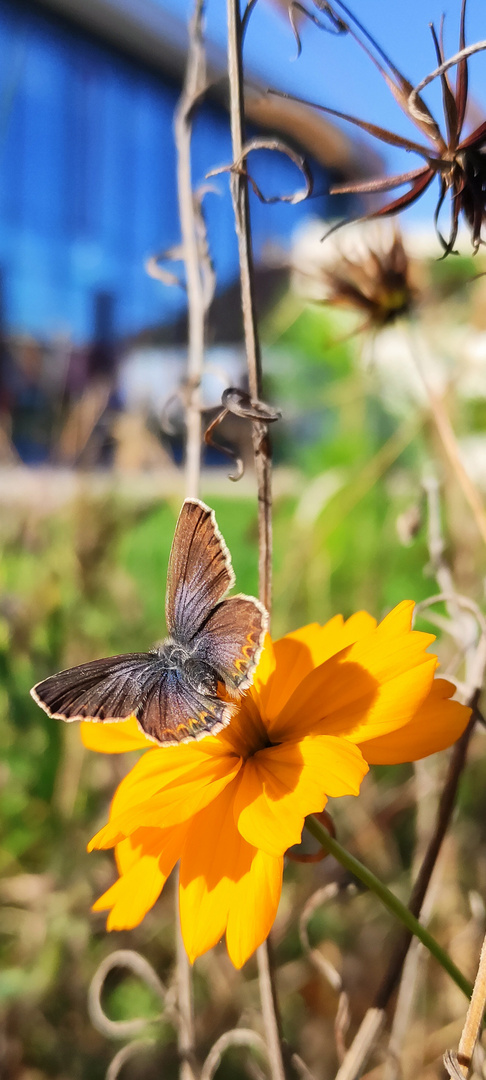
[165,500,235,641]
[192,596,267,692]
[32,654,162,722]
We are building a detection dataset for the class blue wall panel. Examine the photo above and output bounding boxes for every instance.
[0,0,330,343]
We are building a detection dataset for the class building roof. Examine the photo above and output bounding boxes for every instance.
[35,0,381,180]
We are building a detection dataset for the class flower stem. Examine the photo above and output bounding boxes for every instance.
[306,815,472,1001]
[225,0,284,1077]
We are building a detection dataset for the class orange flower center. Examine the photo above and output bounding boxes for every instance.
[224,691,277,761]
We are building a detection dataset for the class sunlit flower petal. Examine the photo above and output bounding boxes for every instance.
[93,825,188,930]
[360,678,469,763]
[270,601,436,742]
[179,783,283,968]
[233,736,367,856]
[81,716,151,753]
[258,611,378,723]
[225,847,283,970]
[88,747,242,849]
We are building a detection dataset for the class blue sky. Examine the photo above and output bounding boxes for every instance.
[157,0,486,228]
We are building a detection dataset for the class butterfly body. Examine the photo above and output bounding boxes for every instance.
[155,638,220,695]
[31,499,267,745]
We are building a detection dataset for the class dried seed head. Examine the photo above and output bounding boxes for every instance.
[292,219,416,330]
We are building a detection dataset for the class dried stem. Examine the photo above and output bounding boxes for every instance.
[374,709,477,1010]
[407,324,486,548]
[331,472,483,1080]
[226,1,284,1076]
[174,2,210,1073]
[306,817,472,1000]
[226,0,272,610]
[174,0,209,500]
[445,932,486,1079]
[175,884,198,1080]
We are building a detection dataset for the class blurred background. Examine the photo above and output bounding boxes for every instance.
[2,1,486,1078]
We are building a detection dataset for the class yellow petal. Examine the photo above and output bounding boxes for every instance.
[179,784,240,962]
[361,679,471,763]
[81,717,151,753]
[112,738,238,806]
[284,610,377,668]
[93,824,187,930]
[88,752,242,850]
[115,827,164,873]
[257,613,379,725]
[226,848,283,969]
[234,736,368,857]
[179,783,283,969]
[270,601,436,743]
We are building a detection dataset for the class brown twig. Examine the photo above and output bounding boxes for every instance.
[174,0,213,499]
[374,708,477,1011]
[175,886,198,1080]
[226,1,286,1076]
[375,474,483,1010]
[173,2,211,1073]
[444,932,486,1080]
[333,476,484,1080]
[226,0,272,611]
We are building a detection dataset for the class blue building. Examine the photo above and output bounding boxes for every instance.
[0,0,377,345]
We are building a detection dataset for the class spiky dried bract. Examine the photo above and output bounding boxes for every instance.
[292,220,415,329]
[288,0,486,256]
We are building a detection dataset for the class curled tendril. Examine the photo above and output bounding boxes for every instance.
[299,881,357,992]
[409,40,486,127]
[204,410,244,481]
[88,949,174,1040]
[222,387,281,422]
[299,878,359,1063]
[106,1040,157,1080]
[88,949,178,1080]
[145,183,217,305]
[208,137,313,205]
[287,808,336,863]
[204,388,281,482]
[193,182,218,311]
[414,591,486,702]
[241,0,259,40]
[288,0,347,59]
[145,246,186,289]
[200,1029,269,1080]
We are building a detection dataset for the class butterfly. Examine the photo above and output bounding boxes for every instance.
[30,499,268,745]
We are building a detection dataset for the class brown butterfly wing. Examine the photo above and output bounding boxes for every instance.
[165,499,235,641]
[140,668,231,745]
[192,595,268,692]
[31,654,163,722]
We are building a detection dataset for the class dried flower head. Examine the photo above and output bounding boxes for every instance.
[292,219,415,329]
[280,0,486,256]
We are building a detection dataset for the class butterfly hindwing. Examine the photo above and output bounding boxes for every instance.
[192,595,268,692]
[139,668,231,745]
[165,500,235,641]
[31,654,163,723]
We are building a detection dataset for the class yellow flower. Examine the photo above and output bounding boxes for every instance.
[82,601,469,969]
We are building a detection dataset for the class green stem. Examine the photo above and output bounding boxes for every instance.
[306,815,472,1001]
